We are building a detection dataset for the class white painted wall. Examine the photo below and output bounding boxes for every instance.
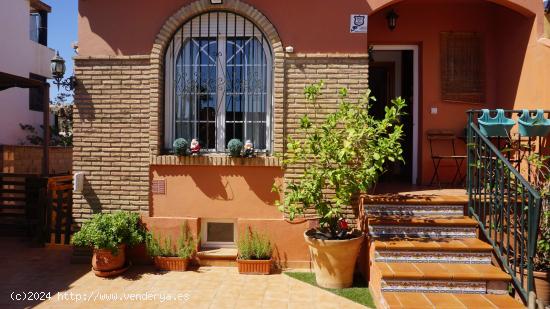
[0,0,54,145]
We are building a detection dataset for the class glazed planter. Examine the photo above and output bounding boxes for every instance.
[304,229,365,289]
[153,256,190,271]
[237,258,272,275]
[477,109,515,137]
[518,109,550,137]
[92,244,126,272]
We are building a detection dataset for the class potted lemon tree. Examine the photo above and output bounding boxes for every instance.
[275,81,406,288]
[146,222,197,271]
[71,211,144,277]
[237,228,272,275]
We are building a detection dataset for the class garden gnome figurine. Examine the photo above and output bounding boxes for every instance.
[243,140,255,158]
[190,138,201,156]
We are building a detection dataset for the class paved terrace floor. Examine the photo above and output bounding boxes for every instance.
[0,238,367,309]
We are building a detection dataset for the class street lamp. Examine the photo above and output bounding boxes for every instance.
[50,51,76,91]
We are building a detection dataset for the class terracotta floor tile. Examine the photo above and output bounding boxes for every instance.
[454,294,497,308]
[423,293,466,308]
[386,263,421,279]
[394,292,434,309]
[382,292,403,308]
[482,294,525,308]
[413,263,450,279]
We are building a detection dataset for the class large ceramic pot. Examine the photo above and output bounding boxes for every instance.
[304,229,364,289]
[92,244,126,272]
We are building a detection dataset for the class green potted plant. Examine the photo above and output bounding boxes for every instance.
[275,81,405,288]
[146,222,197,271]
[71,211,144,277]
[237,228,272,275]
[173,138,189,156]
[227,138,243,157]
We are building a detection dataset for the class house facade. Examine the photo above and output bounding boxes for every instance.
[0,0,54,145]
[74,0,550,267]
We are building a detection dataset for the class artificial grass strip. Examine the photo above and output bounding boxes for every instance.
[285,272,375,308]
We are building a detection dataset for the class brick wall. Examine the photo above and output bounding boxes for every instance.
[72,56,151,223]
[0,145,72,175]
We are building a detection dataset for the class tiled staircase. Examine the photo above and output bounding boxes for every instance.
[364,196,526,309]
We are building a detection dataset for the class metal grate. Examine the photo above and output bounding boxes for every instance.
[151,179,166,195]
[164,11,273,152]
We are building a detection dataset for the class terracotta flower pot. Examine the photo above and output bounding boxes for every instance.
[237,258,272,275]
[304,229,364,289]
[153,256,190,271]
[92,244,126,272]
[533,270,550,307]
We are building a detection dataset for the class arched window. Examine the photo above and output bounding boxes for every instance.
[164,11,273,152]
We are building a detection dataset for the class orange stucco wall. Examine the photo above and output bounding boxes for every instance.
[148,165,311,266]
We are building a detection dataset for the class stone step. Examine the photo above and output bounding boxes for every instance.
[197,247,237,267]
[375,262,511,294]
[373,238,493,264]
[366,204,465,217]
[381,292,525,309]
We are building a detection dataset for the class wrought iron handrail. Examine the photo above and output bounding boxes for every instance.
[466,110,544,302]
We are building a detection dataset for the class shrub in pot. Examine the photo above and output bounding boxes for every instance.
[71,211,144,276]
[227,139,243,157]
[173,138,189,156]
[146,222,197,271]
[275,81,406,288]
[237,228,272,275]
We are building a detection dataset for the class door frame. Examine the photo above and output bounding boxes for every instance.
[371,45,419,184]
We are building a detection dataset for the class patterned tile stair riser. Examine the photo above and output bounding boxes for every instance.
[369,225,477,238]
[366,204,464,217]
[375,251,492,264]
[381,280,487,294]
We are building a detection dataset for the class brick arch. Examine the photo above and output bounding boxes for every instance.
[149,0,284,155]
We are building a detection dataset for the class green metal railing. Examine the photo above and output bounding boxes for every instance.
[467,110,546,302]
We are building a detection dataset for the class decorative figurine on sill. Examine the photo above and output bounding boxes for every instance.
[243,140,255,158]
[190,138,201,156]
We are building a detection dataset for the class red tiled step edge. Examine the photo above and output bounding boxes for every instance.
[383,292,524,309]
[377,262,511,281]
[362,194,469,205]
[374,238,492,252]
[369,216,478,227]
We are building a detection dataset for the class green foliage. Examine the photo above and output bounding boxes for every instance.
[227,139,243,157]
[237,228,272,260]
[146,222,197,259]
[527,153,550,271]
[275,81,406,235]
[71,212,144,255]
[173,138,189,156]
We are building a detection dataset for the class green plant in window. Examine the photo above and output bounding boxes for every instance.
[274,81,406,239]
[227,139,243,157]
[173,138,189,156]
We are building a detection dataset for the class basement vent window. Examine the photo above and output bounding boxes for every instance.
[201,220,236,248]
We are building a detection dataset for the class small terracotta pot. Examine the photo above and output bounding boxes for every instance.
[534,270,550,306]
[304,229,364,289]
[237,258,272,275]
[92,244,126,272]
[153,256,190,271]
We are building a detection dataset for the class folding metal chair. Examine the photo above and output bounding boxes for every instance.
[427,130,467,187]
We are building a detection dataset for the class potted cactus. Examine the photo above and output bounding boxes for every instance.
[71,212,144,277]
[237,228,272,275]
[227,138,243,157]
[146,222,197,271]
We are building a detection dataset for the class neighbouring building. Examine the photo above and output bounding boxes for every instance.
[0,0,54,145]
[74,0,550,267]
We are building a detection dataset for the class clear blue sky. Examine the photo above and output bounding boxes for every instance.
[47,0,78,102]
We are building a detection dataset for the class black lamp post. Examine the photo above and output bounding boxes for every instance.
[386,9,399,31]
[50,52,76,91]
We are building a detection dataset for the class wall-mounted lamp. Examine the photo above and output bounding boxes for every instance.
[386,9,399,31]
[50,51,76,91]
[210,0,223,4]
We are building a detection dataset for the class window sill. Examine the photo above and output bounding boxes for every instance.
[150,154,282,167]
